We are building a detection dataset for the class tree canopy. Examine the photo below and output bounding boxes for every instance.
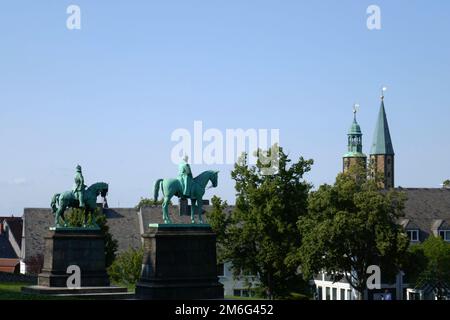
[208,146,313,298]
[295,164,409,298]
[407,236,450,299]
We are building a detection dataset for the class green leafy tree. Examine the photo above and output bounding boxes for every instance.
[207,195,230,262]
[297,164,409,299]
[408,236,450,299]
[443,180,450,188]
[65,208,118,268]
[211,145,313,299]
[108,247,144,288]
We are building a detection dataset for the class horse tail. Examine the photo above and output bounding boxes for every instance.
[51,193,60,213]
[154,179,163,201]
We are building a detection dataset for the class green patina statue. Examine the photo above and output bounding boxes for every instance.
[154,156,218,224]
[51,165,109,228]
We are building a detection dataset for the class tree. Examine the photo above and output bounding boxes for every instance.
[296,164,409,299]
[207,195,230,262]
[211,145,313,299]
[443,180,450,188]
[107,247,144,288]
[408,236,450,299]
[65,208,118,268]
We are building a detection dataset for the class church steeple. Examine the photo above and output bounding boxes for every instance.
[370,88,395,188]
[343,104,367,173]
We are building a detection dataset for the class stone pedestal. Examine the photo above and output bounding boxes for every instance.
[22,228,128,298]
[37,228,110,287]
[135,224,224,300]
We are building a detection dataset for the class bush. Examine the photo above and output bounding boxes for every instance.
[108,247,144,287]
[65,208,118,268]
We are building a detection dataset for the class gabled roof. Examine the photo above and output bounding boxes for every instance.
[396,188,450,239]
[371,99,394,155]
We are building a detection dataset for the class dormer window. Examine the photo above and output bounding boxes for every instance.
[406,230,419,242]
[439,230,450,242]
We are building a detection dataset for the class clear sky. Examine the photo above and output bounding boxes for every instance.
[1,1,449,215]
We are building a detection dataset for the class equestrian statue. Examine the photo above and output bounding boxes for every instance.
[50,165,109,228]
[154,156,218,224]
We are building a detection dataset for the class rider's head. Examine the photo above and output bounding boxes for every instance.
[76,164,82,172]
[183,155,189,163]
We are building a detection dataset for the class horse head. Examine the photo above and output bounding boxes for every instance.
[210,171,219,188]
[87,182,109,198]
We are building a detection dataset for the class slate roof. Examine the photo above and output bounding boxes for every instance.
[397,188,450,241]
[21,205,218,261]
[4,218,23,248]
[0,233,17,259]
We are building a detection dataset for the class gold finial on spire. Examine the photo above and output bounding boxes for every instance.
[353,103,360,120]
[381,86,387,100]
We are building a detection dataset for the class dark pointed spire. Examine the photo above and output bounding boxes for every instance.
[371,94,394,155]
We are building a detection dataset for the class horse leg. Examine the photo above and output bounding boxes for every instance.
[83,207,88,227]
[190,199,196,224]
[55,209,61,227]
[57,203,66,227]
[198,198,204,224]
[163,197,172,224]
[91,207,98,227]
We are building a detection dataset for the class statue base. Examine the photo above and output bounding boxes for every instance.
[135,224,224,300]
[36,228,111,287]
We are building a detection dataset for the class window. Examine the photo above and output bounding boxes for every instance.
[347,290,352,300]
[332,288,337,300]
[326,287,331,300]
[217,263,224,276]
[340,289,346,300]
[317,286,323,300]
[406,230,419,242]
[387,158,391,165]
[233,289,241,297]
[241,290,249,297]
[439,230,450,241]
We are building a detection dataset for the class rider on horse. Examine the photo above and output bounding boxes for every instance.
[178,155,193,198]
[73,165,86,207]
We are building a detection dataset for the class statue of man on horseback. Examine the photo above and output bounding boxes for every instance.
[51,165,109,228]
[154,157,219,224]
[178,156,193,198]
[73,165,86,207]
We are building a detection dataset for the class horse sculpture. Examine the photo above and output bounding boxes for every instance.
[154,170,218,224]
[50,182,109,227]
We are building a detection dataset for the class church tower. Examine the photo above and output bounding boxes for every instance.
[343,105,367,172]
[370,91,395,189]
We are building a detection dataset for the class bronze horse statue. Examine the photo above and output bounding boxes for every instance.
[154,170,218,224]
[50,182,109,227]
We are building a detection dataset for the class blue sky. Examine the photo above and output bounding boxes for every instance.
[1,1,449,215]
